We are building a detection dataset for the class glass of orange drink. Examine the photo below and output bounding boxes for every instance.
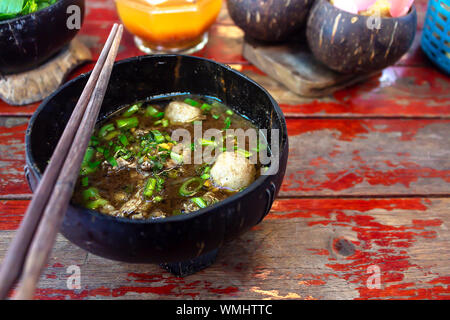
[115,0,223,54]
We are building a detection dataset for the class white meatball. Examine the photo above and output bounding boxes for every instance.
[165,101,201,124]
[210,152,256,190]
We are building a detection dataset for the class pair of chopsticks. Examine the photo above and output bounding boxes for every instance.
[0,24,123,300]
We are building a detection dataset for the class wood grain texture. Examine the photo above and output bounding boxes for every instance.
[0,0,448,301]
[242,38,375,97]
[282,119,450,196]
[0,198,448,300]
[0,39,92,106]
[1,118,448,198]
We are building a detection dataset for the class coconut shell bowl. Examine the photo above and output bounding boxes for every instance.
[306,0,417,74]
[0,0,85,75]
[25,55,289,275]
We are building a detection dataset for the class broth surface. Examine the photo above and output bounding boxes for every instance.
[72,95,265,219]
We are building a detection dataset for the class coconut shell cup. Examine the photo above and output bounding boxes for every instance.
[227,0,314,42]
[306,0,417,74]
[0,0,85,75]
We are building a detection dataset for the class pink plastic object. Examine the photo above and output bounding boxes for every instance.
[389,0,414,18]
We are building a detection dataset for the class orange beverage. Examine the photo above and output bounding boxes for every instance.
[115,0,223,53]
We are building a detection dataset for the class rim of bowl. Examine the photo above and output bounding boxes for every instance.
[0,0,81,26]
[26,54,288,225]
[318,0,416,21]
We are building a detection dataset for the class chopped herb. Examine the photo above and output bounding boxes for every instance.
[200,173,210,180]
[151,130,165,143]
[99,123,115,139]
[179,177,203,197]
[82,187,101,201]
[191,197,207,208]
[104,130,120,141]
[200,103,211,111]
[118,134,129,147]
[223,116,231,130]
[184,98,200,107]
[122,103,141,117]
[143,177,157,198]
[145,106,160,117]
[81,176,89,187]
[106,156,118,167]
[116,117,139,130]
[170,151,183,164]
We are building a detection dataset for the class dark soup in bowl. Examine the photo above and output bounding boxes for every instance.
[72,95,268,219]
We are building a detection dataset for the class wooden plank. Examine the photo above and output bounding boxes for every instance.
[1,117,449,197]
[0,118,31,197]
[2,62,449,118]
[0,198,448,300]
[242,65,450,118]
[282,118,450,196]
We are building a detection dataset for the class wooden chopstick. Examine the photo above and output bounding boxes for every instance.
[0,24,123,300]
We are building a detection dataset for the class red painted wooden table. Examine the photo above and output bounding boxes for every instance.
[0,0,449,300]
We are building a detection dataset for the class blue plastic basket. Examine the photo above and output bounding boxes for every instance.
[421,0,450,75]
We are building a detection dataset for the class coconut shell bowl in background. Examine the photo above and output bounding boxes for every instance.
[227,0,314,42]
[307,0,417,74]
[0,0,86,75]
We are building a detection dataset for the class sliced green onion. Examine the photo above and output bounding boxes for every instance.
[201,173,210,180]
[143,177,157,198]
[153,196,163,202]
[236,148,252,158]
[179,177,203,197]
[191,197,207,208]
[200,138,217,147]
[122,103,141,117]
[145,106,160,117]
[200,103,211,111]
[225,109,234,115]
[156,176,165,192]
[184,98,199,107]
[212,114,220,120]
[99,123,115,138]
[118,134,129,147]
[104,130,120,141]
[82,147,95,166]
[223,116,231,130]
[106,156,118,167]
[170,151,183,164]
[154,111,165,119]
[153,120,162,125]
[82,187,101,201]
[89,135,99,147]
[162,119,169,127]
[116,117,139,130]
[152,130,165,143]
[80,166,97,176]
[81,176,89,187]
[85,198,108,210]
[88,160,102,169]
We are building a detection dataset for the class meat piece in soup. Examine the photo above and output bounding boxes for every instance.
[72,96,266,219]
